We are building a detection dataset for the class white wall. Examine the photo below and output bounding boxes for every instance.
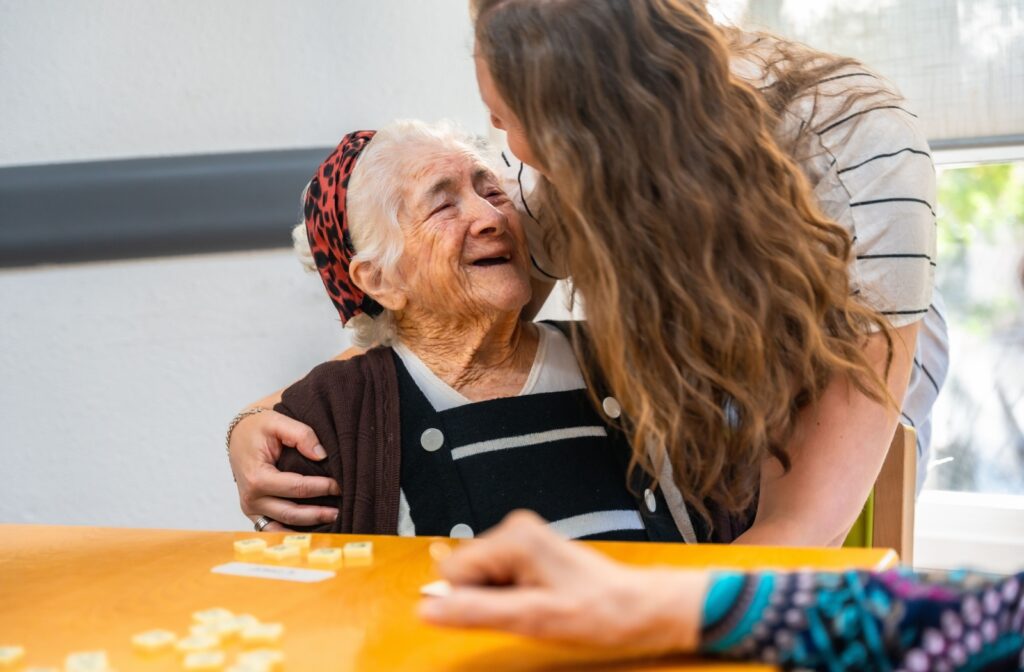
[0,0,510,530]
[0,251,573,532]
[0,0,488,166]
[0,251,348,530]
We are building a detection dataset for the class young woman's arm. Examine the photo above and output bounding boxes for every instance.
[227,346,363,531]
[735,321,920,547]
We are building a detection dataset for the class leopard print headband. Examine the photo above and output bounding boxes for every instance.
[303,130,384,325]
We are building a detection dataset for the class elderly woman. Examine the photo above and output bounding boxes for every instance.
[264,120,683,541]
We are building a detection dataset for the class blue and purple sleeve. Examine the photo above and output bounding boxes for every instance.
[699,568,1024,671]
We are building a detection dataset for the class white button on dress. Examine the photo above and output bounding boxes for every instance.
[449,523,474,539]
[602,396,622,419]
[644,488,657,513]
[420,428,444,452]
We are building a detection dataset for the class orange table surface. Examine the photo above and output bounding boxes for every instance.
[0,524,898,671]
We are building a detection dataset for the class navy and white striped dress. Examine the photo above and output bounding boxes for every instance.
[392,322,684,542]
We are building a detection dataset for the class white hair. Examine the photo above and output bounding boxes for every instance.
[292,119,515,348]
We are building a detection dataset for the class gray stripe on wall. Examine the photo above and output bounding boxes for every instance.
[1,135,1018,268]
[0,147,331,268]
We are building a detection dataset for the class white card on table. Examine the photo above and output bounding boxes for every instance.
[211,561,335,583]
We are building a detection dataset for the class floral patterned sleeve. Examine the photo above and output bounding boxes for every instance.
[699,568,1024,671]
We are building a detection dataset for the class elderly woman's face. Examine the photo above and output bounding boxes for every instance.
[393,150,531,320]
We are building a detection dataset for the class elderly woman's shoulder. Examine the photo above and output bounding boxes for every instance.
[278,347,397,414]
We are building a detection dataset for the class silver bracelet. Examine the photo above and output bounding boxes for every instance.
[225,406,270,458]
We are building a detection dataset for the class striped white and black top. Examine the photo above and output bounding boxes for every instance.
[737,46,949,489]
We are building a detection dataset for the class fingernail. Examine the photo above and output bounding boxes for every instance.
[313,444,327,460]
[429,542,453,563]
[418,598,445,620]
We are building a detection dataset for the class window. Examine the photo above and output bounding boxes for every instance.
[709,0,1024,146]
[900,150,1024,574]
[925,155,1024,496]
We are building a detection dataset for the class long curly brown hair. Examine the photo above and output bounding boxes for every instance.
[472,0,896,522]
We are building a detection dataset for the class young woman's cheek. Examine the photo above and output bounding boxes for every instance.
[506,127,538,170]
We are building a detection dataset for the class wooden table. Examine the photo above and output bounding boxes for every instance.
[0,525,898,671]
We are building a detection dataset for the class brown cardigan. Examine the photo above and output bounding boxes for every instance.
[274,347,401,534]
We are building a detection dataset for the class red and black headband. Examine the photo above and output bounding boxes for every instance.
[303,130,383,324]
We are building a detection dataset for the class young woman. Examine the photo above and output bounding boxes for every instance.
[228,0,947,547]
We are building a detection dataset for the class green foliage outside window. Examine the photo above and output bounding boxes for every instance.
[936,162,1024,336]
[928,159,1024,494]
